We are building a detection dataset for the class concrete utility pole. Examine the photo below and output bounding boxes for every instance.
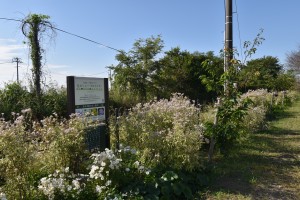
[224,0,233,94]
[12,57,22,83]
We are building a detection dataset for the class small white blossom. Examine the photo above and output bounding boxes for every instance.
[72,180,80,190]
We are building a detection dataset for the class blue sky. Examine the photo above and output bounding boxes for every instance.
[0,0,300,87]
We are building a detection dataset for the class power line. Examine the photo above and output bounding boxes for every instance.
[234,0,244,62]
[0,62,13,65]
[51,26,123,53]
[0,17,22,22]
[86,71,109,76]
[0,17,123,53]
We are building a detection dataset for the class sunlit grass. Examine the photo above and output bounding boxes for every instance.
[201,95,300,199]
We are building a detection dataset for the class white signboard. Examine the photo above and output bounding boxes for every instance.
[74,77,105,105]
[74,77,106,121]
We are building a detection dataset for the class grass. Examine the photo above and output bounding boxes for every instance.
[199,98,300,199]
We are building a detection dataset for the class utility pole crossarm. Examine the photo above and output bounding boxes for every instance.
[12,57,22,83]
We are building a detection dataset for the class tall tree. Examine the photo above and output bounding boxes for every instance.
[239,56,283,91]
[109,36,163,105]
[286,46,300,74]
[159,48,222,103]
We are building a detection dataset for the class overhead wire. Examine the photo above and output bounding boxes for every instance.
[0,62,13,65]
[234,0,244,62]
[0,17,123,53]
[0,16,121,79]
[51,26,123,53]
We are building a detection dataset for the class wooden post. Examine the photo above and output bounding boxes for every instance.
[208,97,221,162]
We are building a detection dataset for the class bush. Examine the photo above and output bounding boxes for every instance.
[0,82,29,121]
[112,93,204,171]
[0,82,67,121]
[240,89,270,132]
[0,111,94,199]
[240,89,299,132]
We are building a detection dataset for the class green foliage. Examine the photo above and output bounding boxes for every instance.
[112,94,203,171]
[242,29,265,63]
[22,13,56,119]
[199,54,224,95]
[158,49,219,103]
[0,110,38,199]
[41,85,68,118]
[0,112,94,199]
[0,82,29,120]
[0,82,68,121]
[109,35,164,105]
[238,56,293,91]
[205,95,251,155]
[109,36,224,108]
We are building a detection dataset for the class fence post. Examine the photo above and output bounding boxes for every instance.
[115,108,120,150]
[208,97,221,163]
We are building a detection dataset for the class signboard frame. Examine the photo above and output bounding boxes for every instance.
[67,76,109,149]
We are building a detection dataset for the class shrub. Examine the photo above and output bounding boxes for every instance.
[240,89,270,132]
[38,146,156,199]
[0,111,94,199]
[0,82,29,121]
[112,93,203,171]
[0,82,67,121]
[41,86,68,118]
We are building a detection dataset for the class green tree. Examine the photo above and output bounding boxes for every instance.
[109,36,225,107]
[109,36,163,106]
[159,48,221,103]
[239,56,283,91]
[199,51,224,96]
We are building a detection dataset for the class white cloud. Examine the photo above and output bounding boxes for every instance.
[0,38,27,87]
[0,38,26,62]
[0,39,71,88]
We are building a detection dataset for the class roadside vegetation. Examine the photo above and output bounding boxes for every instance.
[1,13,300,199]
[201,94,300,199]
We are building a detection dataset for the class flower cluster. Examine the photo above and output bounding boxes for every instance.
[38,167,87,199]
[37,145,153,199]
[0,110,96,199]
[115,93,204,171]
[0,188,7,200]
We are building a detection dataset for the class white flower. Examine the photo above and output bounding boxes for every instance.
[138,165,145,172]
[105,180,112,186]
[125,168,130,172]
[67,185,72,191]
[133,161,140,168]
[89,165,99,178]
[0,192,7,200]
[72,180,80,190]
[64,167,69,173]
[96,185,106,194]
[21,108,32,114]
